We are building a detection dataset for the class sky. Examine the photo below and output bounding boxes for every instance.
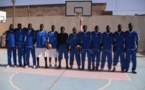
[0,0,145,15]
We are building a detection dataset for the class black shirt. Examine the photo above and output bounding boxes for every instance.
[57,33,68,45]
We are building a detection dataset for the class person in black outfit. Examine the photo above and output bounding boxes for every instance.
[57,26,69,69]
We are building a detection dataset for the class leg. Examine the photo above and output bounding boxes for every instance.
[81,50,86,70]
[70,50,75,69]
[57,49,63,68]
[64,50,69,69]
[125,51,131,72]
[96,51,100,70]
[120,52,125,71]
[91,50,96,70]
[75,50,81,69]
[55,57,57,67]
[25,48,30,66]
[7,47,12,66]
[12,47,17,66]
[112,52,119,72]
[131,50,137,73]
[101,51,107,70]
[107,51,112,70]
[44,57,48,68]
[22,44,26,66]
[31,48,36,66]
[87,50,91,70]
[18,46,22,66]
[49,57,52,67]
[36,57,40,68]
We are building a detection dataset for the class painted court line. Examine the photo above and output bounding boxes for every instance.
[9,72,22,90]
[125,73,132,81]
[97,79,112,90]
[48,69,66,90]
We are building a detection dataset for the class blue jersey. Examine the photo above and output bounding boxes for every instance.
[80,32,91,49]
[15,28,26,44]
[25,29,35,47]
[48,31,58,48]
[67,33,80,49]
[91,31,102,50]
[125,30,139,50]
[6,30,16,47]
[113,31,125,51]
[36,30,48,48]
[102,32,113,51]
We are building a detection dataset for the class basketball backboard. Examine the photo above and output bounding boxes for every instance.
[65,1,92,16]
[0,11,6,23]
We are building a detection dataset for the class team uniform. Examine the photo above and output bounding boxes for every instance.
[125,30,139,72]
[101,32,113,70]
[6,30,17,66]
[80,32,91,69]
[15,28,26,66]
[91,31,102,69]
[35,30,48,57]
[67,33,81,68]
[113,31,125,71]
[47,31,58,57]
[25,29,36,67]
[57,33,68,61]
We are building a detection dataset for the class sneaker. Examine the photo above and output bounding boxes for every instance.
[100,68,104,71]
[45,66,49,68]
[54,64,57,68]
[96,68,99,71]
[132,70,137,74]
[49,64,52,68]
[121,69,125,73]
[57,65,61,69]
[81,67,84,70]
[6,65,10,68]
[66,65,69,69]
[70,66,73,69]
[125,69,128,72]
[33,65,36,69]
[25,65,28,68]
[108,69,111,72]
[14,65,17,68]
[19,64,22,67]
[112,67,116,72]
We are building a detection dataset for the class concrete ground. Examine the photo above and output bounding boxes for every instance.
[0,49,145,90]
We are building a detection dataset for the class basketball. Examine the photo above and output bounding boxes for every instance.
[75,45,81,50]
[46,44,52,49]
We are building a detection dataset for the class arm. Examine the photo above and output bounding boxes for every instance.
[57,34,59,51]
[112,34,116,53]
[66,33,69,52]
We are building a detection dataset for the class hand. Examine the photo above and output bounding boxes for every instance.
[136,49,138,53]
[124,49,126,53]
[113,48,115,53]
[67,49,70,52]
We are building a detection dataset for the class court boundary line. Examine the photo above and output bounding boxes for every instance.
[125,73,132,81]
[97,78,112,90]
[4,68,131,81]
[48,69,66,90]
[9,72,22,90]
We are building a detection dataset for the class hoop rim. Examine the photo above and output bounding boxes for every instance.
[75,12,82,18]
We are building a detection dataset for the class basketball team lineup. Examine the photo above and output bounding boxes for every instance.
[5,22,139,74]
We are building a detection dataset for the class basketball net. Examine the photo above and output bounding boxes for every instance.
[75,12,83,32]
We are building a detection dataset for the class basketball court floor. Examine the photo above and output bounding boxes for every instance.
[0,49,145,90]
